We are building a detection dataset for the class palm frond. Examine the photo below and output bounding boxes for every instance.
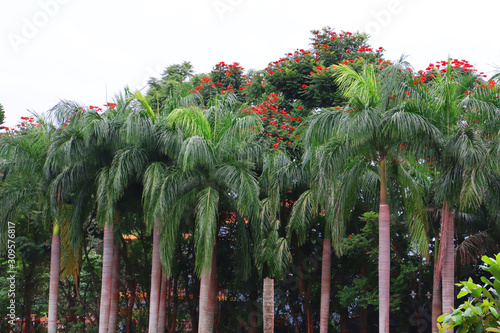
[194,186,219,275]
[166,107,212,140]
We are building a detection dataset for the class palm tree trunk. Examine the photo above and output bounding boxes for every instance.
[98,221,114,333]
[198,245,216,333]
[108,242,121,332]
[432,205,449,333]
[442,203,455,329]
[209,247,218,331]
[158,272,167,333]
[431,276,442,333]
[379,158,390,333]
[148,219,162,333]
[319,238,331,333]
[198,267,212,332]
[263,277,274,333]
[48,223,60,333]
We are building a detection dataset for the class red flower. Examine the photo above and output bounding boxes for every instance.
[297,106,303,110]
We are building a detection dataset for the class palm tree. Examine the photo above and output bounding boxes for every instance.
[0,117,56,333]
[255,218,291,333]
[257,149,312,332]
[417,62,500,331]
[305,60,437,332]
[45,99,128,332]
[288,148,343,333]
[151,95,261,333]
[130,89,196,333]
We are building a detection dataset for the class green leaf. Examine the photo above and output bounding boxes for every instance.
[490,306,499,318]
[452,313,463,325]
[437,314,448,323]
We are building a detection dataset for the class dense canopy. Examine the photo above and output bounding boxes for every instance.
[1,27,500,333]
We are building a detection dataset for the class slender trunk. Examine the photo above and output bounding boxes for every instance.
[432,205,448,333]
[191,279,199,333]
[379,158,390,333]
[340,308,350,333]
[319,238,332,333]
[158,272,167,333]
[198,268,212,332]
[126,282,136,333]
[431,280,442,333]
[306,280,313,333]
[209,248,218,332]
[108,242,121,332]
[285,290,300,333]
[23,265,34,333]
[167,277,178,333]
[298,252,313,333]
[442,204,455,328]
[263,277,274,333]
[148,219,162,333]
[48,223,60,333]
[98,221,114,333]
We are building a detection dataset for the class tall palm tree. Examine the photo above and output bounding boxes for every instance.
[258,149,309,332]
[45,99,127,332]
[417,63,500,331]
[306,60,437,332]
[288,147,348,333]
[130,89,196,333]
[150,95,261,333]
[0,119,56,333]
[255,218,291,333]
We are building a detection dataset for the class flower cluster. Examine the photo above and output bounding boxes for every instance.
[411,59,485,86]
[0,116,40,136]
[260,27,387,109]
[241,93,305,150]
[310,27,383,67]
[194,62,250,101]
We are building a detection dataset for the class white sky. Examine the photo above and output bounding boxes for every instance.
[1,0,499,127]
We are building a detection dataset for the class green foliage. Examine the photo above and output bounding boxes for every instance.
[437,254,500,332]
[262,27,386,110]
[160,61,194,83]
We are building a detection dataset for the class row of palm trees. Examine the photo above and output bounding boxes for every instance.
[1,56,499,332]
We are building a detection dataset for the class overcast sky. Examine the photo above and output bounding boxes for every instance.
[1,0,499,127]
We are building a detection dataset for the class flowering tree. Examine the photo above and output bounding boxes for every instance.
[193,61,250,104]
[260,27,385,110]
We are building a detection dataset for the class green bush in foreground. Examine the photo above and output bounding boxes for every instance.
[437,253,500,332]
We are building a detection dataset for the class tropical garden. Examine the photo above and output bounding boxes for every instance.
[1,27,500,333]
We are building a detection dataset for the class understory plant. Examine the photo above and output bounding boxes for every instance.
[437,253,500,332]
